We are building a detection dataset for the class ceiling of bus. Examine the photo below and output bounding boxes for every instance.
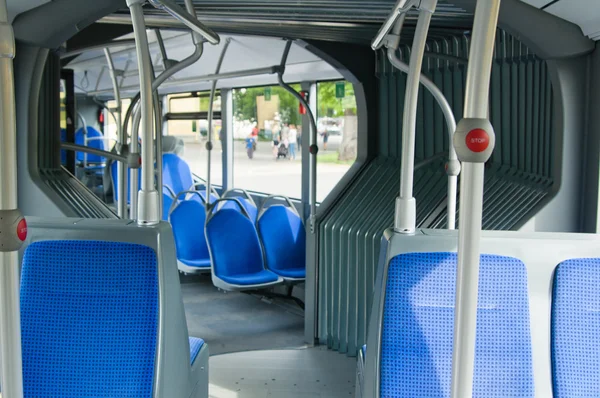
[65,32,343,99]
[6,0,49,22]
[520,0,600,40]
[100,0,474,45]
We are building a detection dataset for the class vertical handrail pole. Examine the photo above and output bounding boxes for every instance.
[394,0,437,234]
[130,0,204,220]
[104,48,128,218]
[128,0,160,225]
[206,38,231,211]
[276,40,319,231]
[450,1,501,397]
[386,44,459,230]
[0,1,24,396]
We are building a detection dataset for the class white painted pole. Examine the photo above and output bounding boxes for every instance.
[394,0,437,234]
[386,47,459,230]
[0,1,24,396]
[128,0,160,225]
[450,1,501,397]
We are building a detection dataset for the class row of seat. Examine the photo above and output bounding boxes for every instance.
[104,145,306,292]
[357,230,600,398]
[159,152,306,291]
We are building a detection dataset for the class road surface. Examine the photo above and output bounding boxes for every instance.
[180,140,352,202]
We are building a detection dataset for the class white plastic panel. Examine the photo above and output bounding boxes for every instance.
[66,33,343,98]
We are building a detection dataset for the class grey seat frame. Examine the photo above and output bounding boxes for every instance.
[362,228,600,398]
[23,217,209,398]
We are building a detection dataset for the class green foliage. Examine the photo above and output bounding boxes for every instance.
[234,85,302,125]
[317,81,356,118]
[233,81,357,124]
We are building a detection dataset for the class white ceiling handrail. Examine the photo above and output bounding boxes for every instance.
[149,0,220,45]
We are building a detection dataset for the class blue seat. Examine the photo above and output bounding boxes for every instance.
[552,258,600,397]
[163,153,194,195]
[221,198,258,223]
[60,128,67,165]
[205,204,282,291]
[75,126,106,167]
[20,232,209,398]
[373,252,533,397]
[257,205,306,281]
[163,191,174,221]
[170,200,211,274]
[189,337,205,366]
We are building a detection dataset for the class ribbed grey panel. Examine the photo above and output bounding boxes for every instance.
[37,56,117,220]
[318,31,556,355]
[41,170,116,219]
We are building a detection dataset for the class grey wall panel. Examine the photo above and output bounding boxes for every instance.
[318,31,557,356]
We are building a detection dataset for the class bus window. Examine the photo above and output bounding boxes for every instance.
[317,81,357,201]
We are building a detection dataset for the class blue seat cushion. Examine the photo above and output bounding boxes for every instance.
[21,240,159,398]
[163,153,193,195]
[257,206,305,278]
[219,269,280,286]
[552,258,600,397]
[189,337,205,366]
[273,267,305,279]
[170,200,210,266]
[206,209,273,286]
[381,252,533,398]
[179,258,211,269]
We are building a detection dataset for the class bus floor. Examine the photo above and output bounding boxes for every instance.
[181,274,305,355]
[209,346,356,398]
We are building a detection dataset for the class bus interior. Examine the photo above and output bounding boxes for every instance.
[1,0,600,397]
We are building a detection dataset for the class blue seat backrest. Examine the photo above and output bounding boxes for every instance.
[163,153,193,195]
[21,240,159,397]
[206,209,265,278]
[381,252,533,397]
[60,128,67,165]
[170,200,210,261]
[163,191,174,221]
[257,205,305,272]
[221,198,258,223]
[552,258,600,397]
[75,127,105,164]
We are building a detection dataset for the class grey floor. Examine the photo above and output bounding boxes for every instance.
[209,347,357,398]
[181,275,306,355]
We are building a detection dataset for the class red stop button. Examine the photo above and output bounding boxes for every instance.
[17,218,27,242]
[466,129,490,153]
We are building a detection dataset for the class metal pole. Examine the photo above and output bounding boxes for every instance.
[60,39,137,59]
[90,66,280,97]
[206,38,232,211]
[450,1,501,397]
[61,143,129,163]
[0,1,24,395]
[128,0,160,225]
[104,48,128,219]
[148,0,220,44]
[387,47,459,230]
[394,1,437,234]
[276,40,318,231]
[130,37,203,219]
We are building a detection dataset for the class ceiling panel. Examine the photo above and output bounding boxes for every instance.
[66,33,343,98]
[102,0,472,45]
[6,0,50,22]
[519,0,600,40]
